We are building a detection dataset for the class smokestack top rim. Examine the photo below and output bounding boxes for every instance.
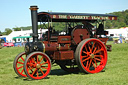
[30,5,38,8]
[30,5,38,10]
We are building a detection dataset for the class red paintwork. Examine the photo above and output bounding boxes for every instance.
[53,50,74,60]
[98,38,108,45]
[80,39,107,73]
[4,43,14,47]
[58,36,71,44]
[25,52,51,80]
[15,52,27,77]
[72,28,90,44]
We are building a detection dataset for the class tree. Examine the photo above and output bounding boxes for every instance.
[4,28,12,35]
[125,14,128,25]
[0,31,2,36]
[105,21,112,29]
[13,27,21,31]
[119,22,126,28]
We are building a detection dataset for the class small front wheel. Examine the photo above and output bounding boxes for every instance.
[24,52,51,80]
[13,52,27,77]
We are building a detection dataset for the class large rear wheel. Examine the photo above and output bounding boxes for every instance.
[75,38,107,73]
[23,52,51,80]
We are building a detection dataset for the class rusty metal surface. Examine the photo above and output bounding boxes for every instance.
[58,36,71,44]
[53,50,74,60]
[72,28,90,45]
[98,38,108,45]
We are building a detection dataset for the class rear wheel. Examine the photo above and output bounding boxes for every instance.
[75,38,107,73]
[24,52,51,80]
[13,52,27,77]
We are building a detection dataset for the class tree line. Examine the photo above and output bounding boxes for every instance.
[105,9,128,29]
[0,9,128,35]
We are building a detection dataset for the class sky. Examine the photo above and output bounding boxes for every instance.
[0,0,128,32]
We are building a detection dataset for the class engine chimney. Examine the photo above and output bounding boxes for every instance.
[29,6,38,42]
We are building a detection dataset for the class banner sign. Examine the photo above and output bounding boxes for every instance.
[50,15,117,20]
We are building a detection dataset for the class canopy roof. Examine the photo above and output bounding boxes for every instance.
[38,12,117,22]
[13,36,32,39]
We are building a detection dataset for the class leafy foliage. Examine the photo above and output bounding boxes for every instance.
[13,27,21,31]
[21,26,32,30]
[4,28,12,35]
[105,9,128,29]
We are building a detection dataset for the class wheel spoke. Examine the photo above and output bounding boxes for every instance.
[88,59,92,68]
[41,66,48,69]
[91,42,95,50]
[92,62,96,69]
[17,62,24,64]
[89,46,92,53]
[37,71,39,77]
[82,57,90,62]
[83,51,90,55]
[93,47,97,54]
[27,63,35,66]
[88,42,91,45]
[94,48,104,54]
[88,43,92,53]
[85,46,88,52]
[21,69,24,74]
[39,57,44,63]
[95,55,103,58]
[93,59,98,67]
[21,57,24,61]
[86,61,89,68]
[40,61,48,66]
[32,68,37,76]
[40,68,45,75]
[94,58,101,61]
[17,66,23,69]
[82,55,88,58]
[28,67,34,71]
[30,58,36,64]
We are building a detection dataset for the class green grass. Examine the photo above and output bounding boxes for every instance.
[0,43,128,85]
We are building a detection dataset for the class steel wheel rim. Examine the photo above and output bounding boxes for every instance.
[15,52,27,77]
[25,53,51,79]
[80,39,107,73]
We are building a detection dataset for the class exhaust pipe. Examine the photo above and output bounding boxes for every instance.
[29,6,38,42]
[25,6,43,54]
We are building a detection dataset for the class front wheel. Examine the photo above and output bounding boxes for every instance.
[23,52,51,80]
[13,52,27,77]
[75,38,107,74]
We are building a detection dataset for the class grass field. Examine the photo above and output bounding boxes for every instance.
[0,42,128,85]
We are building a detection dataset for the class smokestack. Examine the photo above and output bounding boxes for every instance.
[29,6,38,42]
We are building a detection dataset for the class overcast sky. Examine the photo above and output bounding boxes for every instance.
[0,0,128,32]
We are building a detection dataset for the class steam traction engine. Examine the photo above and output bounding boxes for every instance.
[13,6,117,79]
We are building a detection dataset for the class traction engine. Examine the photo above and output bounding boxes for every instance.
[13,6,117,79]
